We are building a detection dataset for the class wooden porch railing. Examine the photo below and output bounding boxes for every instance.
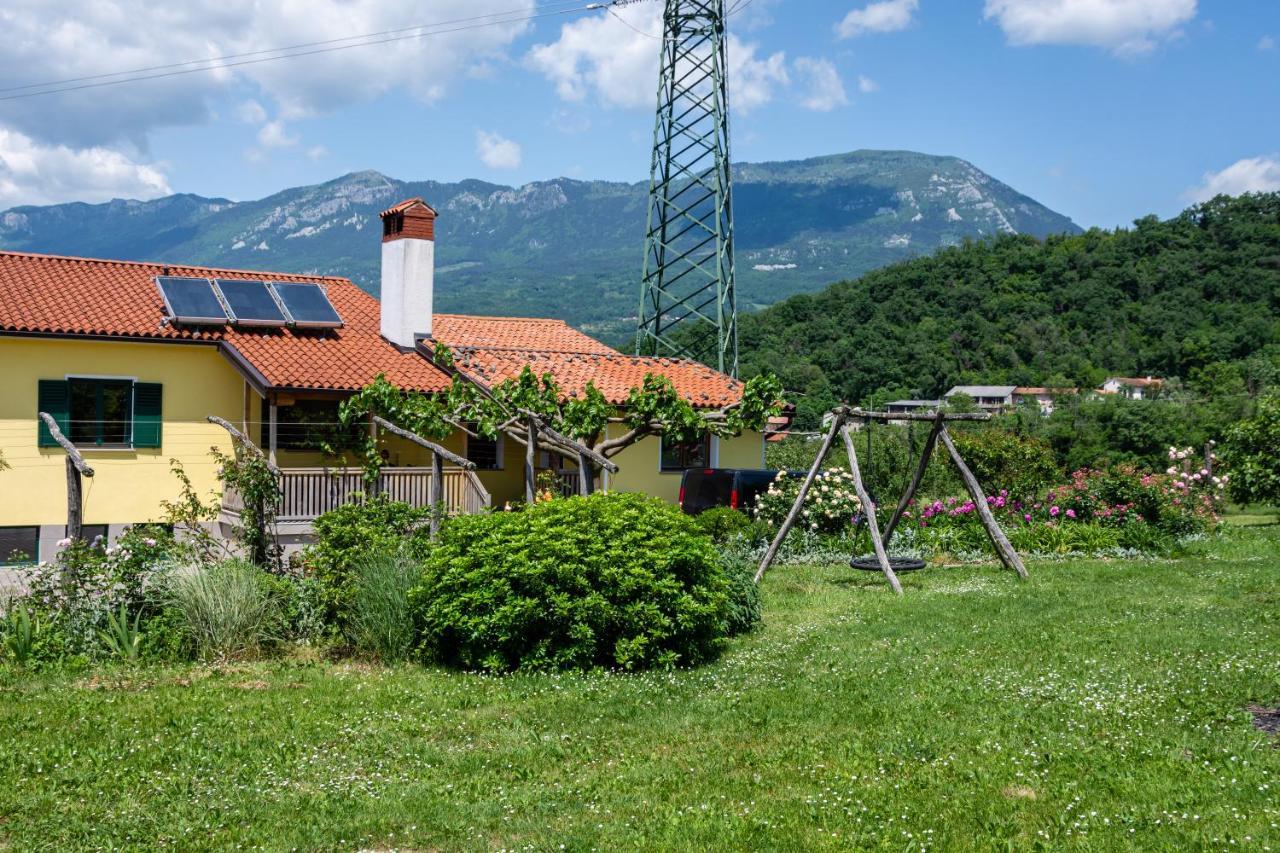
[222,466,491,525]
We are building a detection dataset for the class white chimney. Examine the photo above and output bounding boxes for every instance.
[379,198,437,349]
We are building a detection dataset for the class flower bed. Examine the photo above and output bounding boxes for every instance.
[754,469,862,535]
[904,462,1224,557]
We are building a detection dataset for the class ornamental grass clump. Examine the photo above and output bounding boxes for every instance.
[160,559,279,661]
[409,493,734,672]
[349,548,419,663]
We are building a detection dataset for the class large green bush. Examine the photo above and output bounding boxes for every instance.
[410,493,732,672]
[1220,394,1280,506]
[302,496,431,621]
[949,428,1061,499]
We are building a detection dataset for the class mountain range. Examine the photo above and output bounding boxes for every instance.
[0,149,1080,344]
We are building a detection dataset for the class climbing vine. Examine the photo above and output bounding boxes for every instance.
[213,447,282,571]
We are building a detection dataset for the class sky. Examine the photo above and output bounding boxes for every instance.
[0,0,1277,229]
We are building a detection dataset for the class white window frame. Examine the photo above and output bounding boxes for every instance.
[64,373,139,452]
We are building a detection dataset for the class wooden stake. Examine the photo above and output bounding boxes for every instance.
[39,413,93,542]
[939,426,1028,579]
[525,417,537,504]
[840,425,903,596]
[430,451,444,538]
[754,411,845,584]
[577,451,595,496]
[883,413,943,547]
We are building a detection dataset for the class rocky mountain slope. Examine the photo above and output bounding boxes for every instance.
[0,150,1079,343]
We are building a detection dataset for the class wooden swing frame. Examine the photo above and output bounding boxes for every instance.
[753,406,1029,594]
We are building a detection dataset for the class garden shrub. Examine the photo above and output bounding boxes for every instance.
[949,428,1061,499]
[160,559,280,661]
[410,493,732,672]
[1220,394,1280,506]
[302,496,432,622]
[694,507,764,545]
[350,549,419,662]
[755,469,862,535]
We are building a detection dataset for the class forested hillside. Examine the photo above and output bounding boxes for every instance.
[739,193,1280,426]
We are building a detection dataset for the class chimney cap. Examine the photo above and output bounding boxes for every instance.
[380,197,437,220]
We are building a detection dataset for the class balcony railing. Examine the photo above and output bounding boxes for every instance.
[221,466,491,530]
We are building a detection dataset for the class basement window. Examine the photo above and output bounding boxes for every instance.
[0,527,38,566]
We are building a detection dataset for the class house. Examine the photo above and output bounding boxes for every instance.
[1099,376,1163,400]
[1012,387,1077,416]
[883,399,942,425]
[0,198,764,564]
[944,385,1016,414]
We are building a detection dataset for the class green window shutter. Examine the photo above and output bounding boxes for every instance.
[133,383,163,448]
[37,380,70,447]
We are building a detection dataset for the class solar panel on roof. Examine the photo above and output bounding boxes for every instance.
[156,277,227,325]
[214,279,287,326]
[270,282,342,328]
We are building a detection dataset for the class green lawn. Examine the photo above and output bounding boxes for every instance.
[2,529,1278,850]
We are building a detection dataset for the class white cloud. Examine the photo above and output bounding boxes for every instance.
[0,127,169,207]
[983,0,1197,56]
[1259,35,1276,51]
[0,0,537,148]
[857,74,880,93]
[475,130,522,170]
[306,145,329,162]
[236,100,268,125]
[1186,155,1280,202]
[794,58,849,111]
[527,6,788,113]
[836,0,919,39]
[256,120,298,149]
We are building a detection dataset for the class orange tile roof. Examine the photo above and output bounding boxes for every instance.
[0,250,743,408]
[432,314,617,355]
[447,347,743,408]
[0,250,450,393]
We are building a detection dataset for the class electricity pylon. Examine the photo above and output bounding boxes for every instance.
[635,0,737,377]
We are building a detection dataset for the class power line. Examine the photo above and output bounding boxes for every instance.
[0,0,652,103]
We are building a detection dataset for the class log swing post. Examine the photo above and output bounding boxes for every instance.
[938,425,1028,579]
[754,409,847,584]
[40,412,93,542]
[882,411,943,547]
[840,423,904,596]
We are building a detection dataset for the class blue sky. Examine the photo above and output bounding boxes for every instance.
[1,0,1277,228]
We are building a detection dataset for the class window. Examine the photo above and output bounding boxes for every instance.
[0,527,38,566]
[78,524,109,546]
[466,430,502,471]
[38,379,162,449]
[660,434,711,472]
[262,399,362,453]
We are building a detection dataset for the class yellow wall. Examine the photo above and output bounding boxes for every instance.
[606,427,766,504]
[0,337,242,526]
[0,334,767,525]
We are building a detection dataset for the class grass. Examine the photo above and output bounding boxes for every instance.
[2,529,1278,850]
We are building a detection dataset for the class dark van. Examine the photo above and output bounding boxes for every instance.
[678,468,794,515]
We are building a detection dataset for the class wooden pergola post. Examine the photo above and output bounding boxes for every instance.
[369,416,476,537]
[39,412,94,542]
[525,417,537,503]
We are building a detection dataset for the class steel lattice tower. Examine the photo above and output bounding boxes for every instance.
[635,0,737,377]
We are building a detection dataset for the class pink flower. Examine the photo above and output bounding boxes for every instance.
[1065,509,1077,519]
[1050,506,1060,517]
[1024,513,1032,522]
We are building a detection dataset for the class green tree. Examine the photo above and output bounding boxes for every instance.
[1219,395,1280,506]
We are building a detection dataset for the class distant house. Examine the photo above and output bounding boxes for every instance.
[944,385,1016,414]
[1012,386,1077,416]
[1100,376,1163,400]
[884,399,942,424]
